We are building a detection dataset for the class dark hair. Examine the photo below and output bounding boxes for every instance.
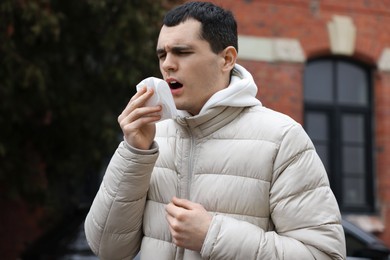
[163,1,238,54]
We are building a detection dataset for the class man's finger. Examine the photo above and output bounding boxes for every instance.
[165,201,180,217]
[171,196,196,210]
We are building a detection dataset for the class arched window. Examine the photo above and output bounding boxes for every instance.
[304,58,374,213]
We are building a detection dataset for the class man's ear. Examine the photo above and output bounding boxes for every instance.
[221,46,237,72]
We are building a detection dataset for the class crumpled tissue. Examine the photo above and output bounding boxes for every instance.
[136,77,178,122]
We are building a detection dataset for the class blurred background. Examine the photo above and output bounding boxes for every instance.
[0,0,180,258]
[1,0,390,259]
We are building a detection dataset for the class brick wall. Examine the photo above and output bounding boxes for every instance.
[375,71,390,244]
[241,61,305,121]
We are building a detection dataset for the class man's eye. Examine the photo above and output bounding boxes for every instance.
[179,52,191,55]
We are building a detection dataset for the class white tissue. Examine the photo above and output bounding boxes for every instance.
[136,77,178,121]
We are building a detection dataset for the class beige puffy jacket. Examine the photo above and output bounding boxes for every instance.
[85,65,346,260]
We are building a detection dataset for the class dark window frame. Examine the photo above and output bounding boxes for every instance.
[304,57,374,213]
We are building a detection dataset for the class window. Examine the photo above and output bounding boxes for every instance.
[304,58,374,213]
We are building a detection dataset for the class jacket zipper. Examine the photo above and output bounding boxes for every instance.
[186,125,195,201]
[176,120,195,260]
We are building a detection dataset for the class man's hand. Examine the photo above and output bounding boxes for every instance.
[118,87,162,150]
[165,197,212,251]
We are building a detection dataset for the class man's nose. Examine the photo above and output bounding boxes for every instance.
[162,53,177,72]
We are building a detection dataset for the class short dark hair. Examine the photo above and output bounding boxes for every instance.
[163,1,238,54]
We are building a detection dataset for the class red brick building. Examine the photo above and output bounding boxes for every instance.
[202,0,390,246]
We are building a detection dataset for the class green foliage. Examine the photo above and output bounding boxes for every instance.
[0,0,177,217]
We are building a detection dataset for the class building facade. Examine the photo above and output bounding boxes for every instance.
[207,0,390,246]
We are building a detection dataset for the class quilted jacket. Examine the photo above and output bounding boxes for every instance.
[84,65,346,260]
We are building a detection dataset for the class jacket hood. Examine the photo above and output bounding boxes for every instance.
[198,63,262,115]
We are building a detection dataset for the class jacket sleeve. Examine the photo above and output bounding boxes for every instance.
[84,141,159,260]
[201,124,346,260]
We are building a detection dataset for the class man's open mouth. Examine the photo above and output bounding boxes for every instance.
[167,80,183,89]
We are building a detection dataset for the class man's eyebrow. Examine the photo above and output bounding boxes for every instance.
[156,48,166,55]
[172,45,193,51]
[156,45,193,55]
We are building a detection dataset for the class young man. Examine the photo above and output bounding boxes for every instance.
[85,1,346,259]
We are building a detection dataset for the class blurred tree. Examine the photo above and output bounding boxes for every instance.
[0,0,181,226]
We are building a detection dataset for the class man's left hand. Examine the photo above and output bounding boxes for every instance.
[165,196,212,251]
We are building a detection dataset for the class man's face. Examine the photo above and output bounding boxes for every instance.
[157,19,228,115]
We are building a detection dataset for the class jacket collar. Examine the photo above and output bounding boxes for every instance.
[175,106,245,138]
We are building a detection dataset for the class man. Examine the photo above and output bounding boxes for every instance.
[84,1,346,259]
